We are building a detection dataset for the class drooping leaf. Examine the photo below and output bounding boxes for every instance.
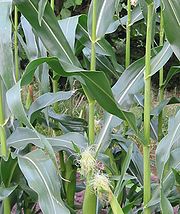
[77,15,123,73]
[88,0,116,39]
[7,81,31,128]
[83,47,120,79]
[20,16,49,93]
[17,57,138,134]
[6,81,58,169]
[161,0,180,60]
[148,148,180,208]
[28,91,74,120]
[7,127,88,152]
[14,0,80,66]
[148,42,173,77]
[0,0,15,89]
[18,149,70,214]
[112,135,144,185]
[96,43,172,152]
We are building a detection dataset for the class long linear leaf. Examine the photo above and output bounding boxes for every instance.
[162,0,180,60]
[6,82,59,169]
[156,110,180,181]
[114,144,133,196]
[13,57,138,133]
[7,127,88,152]
[106,5,144,34]
[0,0,15,89]
[77,15,123,73]
[148,148,180,208]
[28,91,74,119]
[58,16,80,52]
[20,15,38,60]
[148,111,180,209]
[14,0,80,66]
[96,43,172,152]
[88,0,115,39]
[163,66,180,88]
[38,0,48,26]
[18,149,70,214]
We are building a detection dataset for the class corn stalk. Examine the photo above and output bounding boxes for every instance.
[143,2,154,214]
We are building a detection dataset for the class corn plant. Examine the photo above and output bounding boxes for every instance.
[0,0,180,214]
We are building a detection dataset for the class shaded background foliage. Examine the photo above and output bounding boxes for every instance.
[19,0,180,91]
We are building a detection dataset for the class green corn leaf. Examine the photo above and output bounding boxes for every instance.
[1,156,18,187]
[161,0,180,60]
[7,127,88,152]
[163,66,180,88]
[18,57,138,134]
[156,110,180,179]
[14,0,80,66]
[151,97,180,116]
[148,111,180,208]
[114,143,133,196]
[145,0,153,5]
[88,0,116,39]
[20,15,38,60]
[96,43,172,152]
[172,169,180,186]
[106,5,144,34]
[6,82,58,170]
[160,187,174,214]
[48,109,88,133]
[38,0,48,26]
[58,16,80,52]
[28,91,74,120]
[77,15,123,73]
[0,0,15,89]
[18,149,70,214]
[7,81,31,128]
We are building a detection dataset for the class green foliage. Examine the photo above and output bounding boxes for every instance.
[0,0,179,213]
[61,0,83,18]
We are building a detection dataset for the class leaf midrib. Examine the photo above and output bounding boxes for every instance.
[28,0,73,64]
[20,155,59,213]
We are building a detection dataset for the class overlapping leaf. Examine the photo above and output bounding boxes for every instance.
[106,5,144,34]
[28,91,74,120]
[148,110,180,210]
[7,127,88,152]
[96,43,172,152]
[20,57,137,132]
[18,149,70,214]
[14,0,80,66]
